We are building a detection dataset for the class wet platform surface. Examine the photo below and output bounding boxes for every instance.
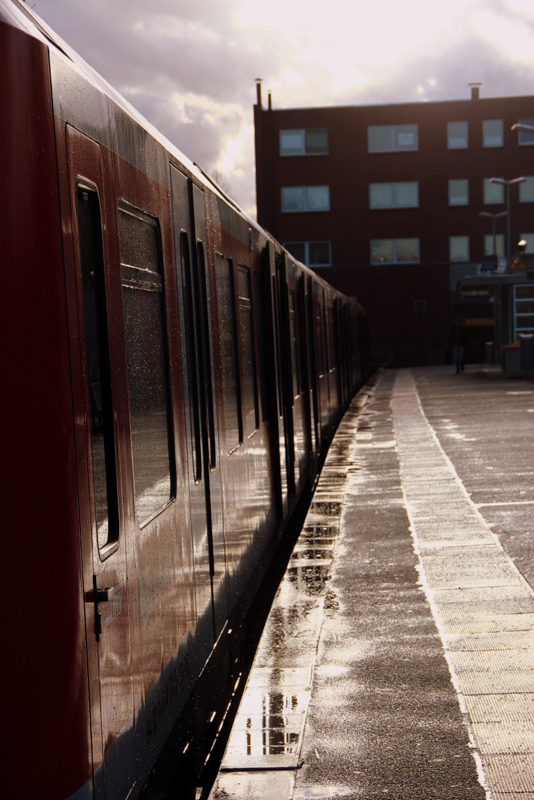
[209,366,534,800]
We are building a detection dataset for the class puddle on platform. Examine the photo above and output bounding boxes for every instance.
[290,549,333,561]
[286,564,331,595]
[294,787,352,798]
[308,502,342,517]
[225,685,308,764]
[300,530,338,546]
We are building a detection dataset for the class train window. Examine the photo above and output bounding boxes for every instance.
[215,254,242,452]
[238,267,259,435]
[253,271,272,423]
[289,291,300,397]
[76,186,119,554]
[118,206,175,524]
[179,231,202,482]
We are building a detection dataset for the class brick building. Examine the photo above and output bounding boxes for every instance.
[254,85,534,366]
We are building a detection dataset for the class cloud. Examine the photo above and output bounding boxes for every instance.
[33,0,534,217]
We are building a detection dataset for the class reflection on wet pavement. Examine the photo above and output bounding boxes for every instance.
[217,508,342,775]
[209,389,373,799]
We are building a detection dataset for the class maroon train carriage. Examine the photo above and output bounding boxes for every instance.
[0,1,370,798]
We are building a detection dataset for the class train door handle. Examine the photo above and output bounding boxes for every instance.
[86,575,119,641]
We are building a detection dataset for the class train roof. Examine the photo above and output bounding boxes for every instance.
[1,0,363,309]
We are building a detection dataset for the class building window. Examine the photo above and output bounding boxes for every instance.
[519,177,534,203]
[483,119,503,147]
[285,241,332,266]
[369,181,418,208]
[520,233,534,253]
[484,234,505,258]
[448,179,469,206]
[368,124,418,153]
[483,178,504,204]
[449,235,469,262]
[281,185,330,212]
[285,242,306,262]
[447,121,468,149]
[518,119,534,146]
[280,128,328,156]
[370,238,419,264]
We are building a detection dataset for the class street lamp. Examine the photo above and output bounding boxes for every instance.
[488,177,526,261]
[479,210,508,266]
[511,122,534,134]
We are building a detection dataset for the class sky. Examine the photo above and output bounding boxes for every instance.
[31,0,534,217]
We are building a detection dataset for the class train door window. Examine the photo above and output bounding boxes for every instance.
[77,185,119,554]
[238,266,259,435]
[119,205,175,524]
[253,270,272,423]
[179,231,202,482]
[289,290,300,398]
[215,254,242,452]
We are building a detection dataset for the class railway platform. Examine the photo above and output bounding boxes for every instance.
[208,365,534,800]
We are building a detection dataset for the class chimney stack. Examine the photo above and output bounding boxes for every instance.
[469,82,482,100]
[255,79,262,108]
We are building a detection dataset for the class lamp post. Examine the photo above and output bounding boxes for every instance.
[479,210,508,264]
[488,177,526,261]
[511,122,534,135]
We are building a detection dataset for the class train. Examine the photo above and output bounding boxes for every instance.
[0,1,370,798]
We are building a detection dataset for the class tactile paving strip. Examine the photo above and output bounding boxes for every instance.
[392,370,534,800]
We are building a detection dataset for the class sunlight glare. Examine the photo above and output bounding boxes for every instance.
[471,9,534,60]
[217,123,253,177]
[238,0,474,95]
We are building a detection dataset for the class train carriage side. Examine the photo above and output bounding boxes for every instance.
[51,26,298,798]
[0,3,370,798]
[53,64,205,800]
[202,188,282,615]
[51,70,290,800]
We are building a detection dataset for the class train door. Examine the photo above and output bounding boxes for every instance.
[64,126,135,799]
[305,275,320,461]
[288,272,311,492]
[276,253,296,501]
[263,243,288,519]
[313,285,327,440]
[170,166,227,649]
